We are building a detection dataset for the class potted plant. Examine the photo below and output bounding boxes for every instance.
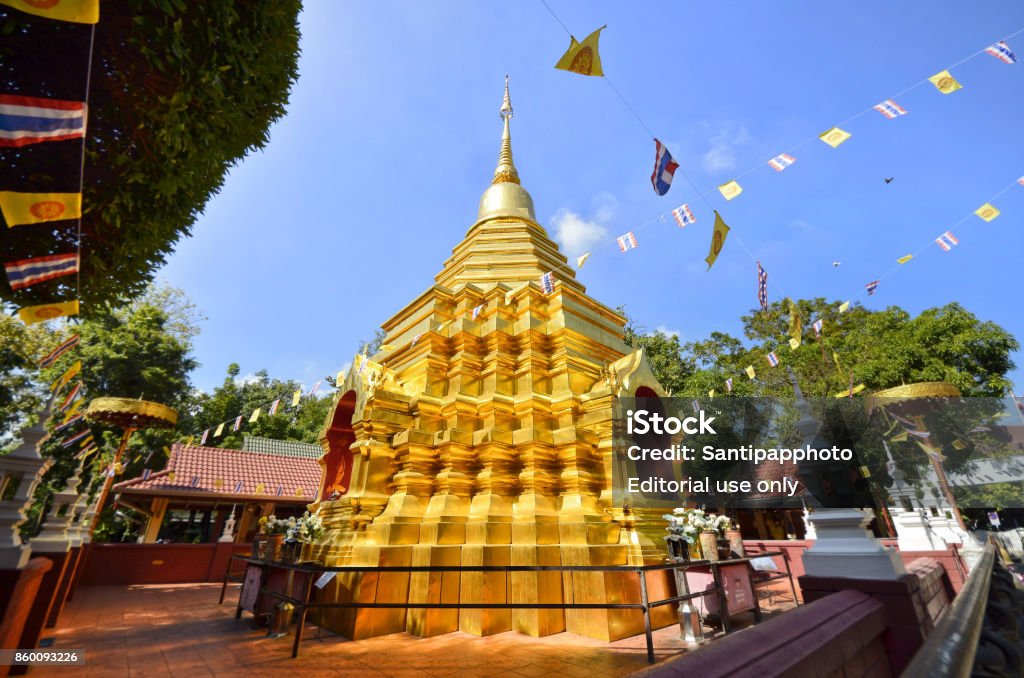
[258,514,288,561]
[285,511,325,563]
[662,508,699,562]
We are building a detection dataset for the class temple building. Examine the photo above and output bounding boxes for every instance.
[311,79,673,642]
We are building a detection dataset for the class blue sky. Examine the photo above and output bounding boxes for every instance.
[160,1,1024,394]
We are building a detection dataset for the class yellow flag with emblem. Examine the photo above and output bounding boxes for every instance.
[819,127,851,148]
[19,300,79,325]
[292,388,301,406]
[745,365,756,380]
[705,211,730,270]
[975,203,1000,222]
[214,422,224,437]
[576,252,590,269]
[838,300,850,313]
[51,360,81,392]
[554,26,606,77]
[897,254,913,264]
[928,70,962,94]
[0,192,82,227]
[249,408,261,424]
[0,0,98,23]
[718,180,743,200]
[787,299,802,347]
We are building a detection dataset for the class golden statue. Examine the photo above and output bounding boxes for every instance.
[311,79,672,641]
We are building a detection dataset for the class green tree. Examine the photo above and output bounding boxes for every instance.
[15,286,200,540]
[0,0,301,307]
[627,300,1017,399]
[0,313,62,447]
[182,365,332,450]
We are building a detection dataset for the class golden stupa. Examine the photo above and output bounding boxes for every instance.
[311,78,673,641]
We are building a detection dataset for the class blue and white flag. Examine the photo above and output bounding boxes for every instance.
[725,378,733,392]
[5,253,78,291]
[616,232,638,252]
[650,138,679,196]
[873,99,907,119]
[61,428,91,447]
[0,93,86,148]
[767,153,796,171]
[53,413,83,433]
[766,351,780,367]
[812,319,823,336]
[142,469,152,481]
[235,480,244,493]
[985,41,1016,64]
[672,203,696,228]
[38,333,79,368]
[866,280,880,296]
[539,272,555,294]
[936,232,959,251]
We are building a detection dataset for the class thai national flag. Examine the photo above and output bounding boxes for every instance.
[234,480,244,493]
[767,153,796,171]
[757,263,768,311]
[0,94,86,147]
[936,232,958,251]
[812,319,823,336]
[766,352,780,367]
[200,429,209,445]
[866,280,880,296]
[62,428,91,448]
[650,138,679,196]
[142,469,152,481]
[5,253,79,290]
[725,378,733,392]
[39,334,79,368]
[268,399,280,415]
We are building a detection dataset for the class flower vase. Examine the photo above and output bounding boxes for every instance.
[699,531,719,562]
[717,538,732,560]
[666,538,689,562]
[267,533,284,561]
[726,529,745,558]
[688,540,703,561]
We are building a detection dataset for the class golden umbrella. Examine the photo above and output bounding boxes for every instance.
[84,397,178,535]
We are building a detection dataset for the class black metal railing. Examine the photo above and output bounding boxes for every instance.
[220,551,798,664]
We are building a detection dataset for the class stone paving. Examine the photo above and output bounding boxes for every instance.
[35,581,797,677]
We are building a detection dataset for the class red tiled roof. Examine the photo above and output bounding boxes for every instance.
[114,443,321,502]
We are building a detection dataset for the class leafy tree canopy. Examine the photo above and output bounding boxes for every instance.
[625,300,1018,399]
[0,0,301,308]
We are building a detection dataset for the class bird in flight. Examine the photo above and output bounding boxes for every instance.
[884,177,894,184]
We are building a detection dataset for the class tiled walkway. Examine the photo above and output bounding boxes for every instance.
[35,581,797,677]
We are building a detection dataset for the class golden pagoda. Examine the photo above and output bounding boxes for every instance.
[311,78,673,641]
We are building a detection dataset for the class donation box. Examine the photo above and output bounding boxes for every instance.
[685,563,755,617]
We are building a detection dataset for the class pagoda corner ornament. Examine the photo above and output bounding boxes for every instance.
[310,79,671,642]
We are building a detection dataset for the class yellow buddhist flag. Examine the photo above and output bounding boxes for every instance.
[291,388,301,406]
[838,300,850,313]
[255,482,265,494]
[295,488,304,497]
[789,337,801,350]
[833,383,866,398]
[708,389,715,398]
[718,180,743,200]
[952,439,966,451]
[336,369,345,384]
[214,478,224,489]
[897,254,913,264]
[0,0,98,23]
[975,203,1000,222]
[832,350,842,369]
[214,422,225,437]
[915,439,945,460]
[928,69,962,94]
[168,472,176,482]
[184,437,194,448]
[50,360,81,392]
[819,127,852,148]
[705,211,730,270]
[576,252,591,268]
[787,299,802,347]
[745,365,756,380]
[0,192,82,227]
[554,26,605,77]
[890,430,909,442]
[18,299,79,325]
[378,344,395,352]
[249,408,261,424]
[860,466,871,478]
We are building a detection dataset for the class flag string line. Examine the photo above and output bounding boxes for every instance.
[74,23,97,300]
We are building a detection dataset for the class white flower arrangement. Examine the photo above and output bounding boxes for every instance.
[285,511,325,544]
[664,507,734,542]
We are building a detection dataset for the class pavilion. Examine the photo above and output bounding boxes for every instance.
[113,437,322,544]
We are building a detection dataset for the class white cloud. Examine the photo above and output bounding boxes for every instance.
[550,203,611,257]
[234,373,260,386]
[701,125,752,174]
[655,325,681,340]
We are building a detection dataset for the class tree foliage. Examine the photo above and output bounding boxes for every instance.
[627,300,1017,400]
[182,364,332,451]
[0,0,301,308]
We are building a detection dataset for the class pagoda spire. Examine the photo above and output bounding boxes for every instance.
[492,75,520,185]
